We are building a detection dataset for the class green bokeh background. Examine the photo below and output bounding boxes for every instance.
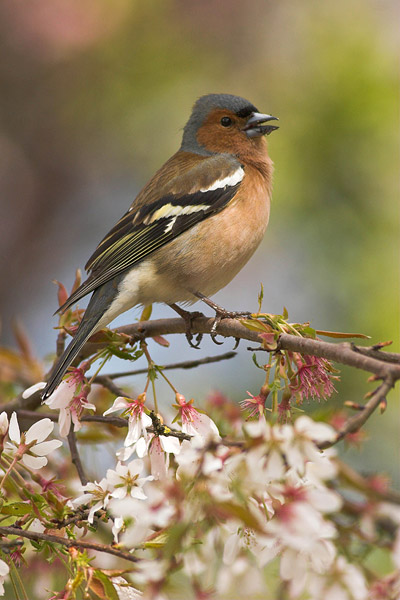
[0,0,398,485]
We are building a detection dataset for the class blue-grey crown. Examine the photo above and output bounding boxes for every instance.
[180,93,258,155]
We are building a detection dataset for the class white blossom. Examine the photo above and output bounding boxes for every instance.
[0,559,9,596]
[45,379,95,437]
[72,478,111,523]
[106,459,153,500]
[7,412,62,470]
[308,556,368,600]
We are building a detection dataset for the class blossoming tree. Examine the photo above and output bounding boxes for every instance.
[0,279,399,600]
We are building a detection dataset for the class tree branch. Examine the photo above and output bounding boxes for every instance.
[67,429,88,485]
[5,316,399,418]
[0,525,139,563]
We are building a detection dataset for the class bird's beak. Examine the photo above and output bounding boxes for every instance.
[243,112,279,138]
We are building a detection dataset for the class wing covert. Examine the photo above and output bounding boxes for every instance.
[57,155,244,313]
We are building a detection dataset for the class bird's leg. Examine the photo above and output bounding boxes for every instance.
[168,303,204,349]
[193,292,251,345]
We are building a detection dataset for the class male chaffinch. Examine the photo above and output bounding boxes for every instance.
[42,93,278,399]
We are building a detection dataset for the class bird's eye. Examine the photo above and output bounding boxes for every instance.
[220,116,233,127]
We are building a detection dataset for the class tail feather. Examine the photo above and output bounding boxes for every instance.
[42,277,122,401]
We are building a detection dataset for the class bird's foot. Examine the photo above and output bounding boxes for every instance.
[168,303,204,349]
[193,293,251,345]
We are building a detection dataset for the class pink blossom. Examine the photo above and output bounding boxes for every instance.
[290,355,337,402]
[104,393,152,447]
[174,394,220,443]
[44,368,94,437]
[148,435,181,480]
[240,391,267,419]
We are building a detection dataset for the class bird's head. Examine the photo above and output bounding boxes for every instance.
[181,93,278,159]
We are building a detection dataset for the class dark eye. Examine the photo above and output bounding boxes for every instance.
[220,116,233,127]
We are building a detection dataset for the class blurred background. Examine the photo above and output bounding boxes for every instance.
[0,0,398,485]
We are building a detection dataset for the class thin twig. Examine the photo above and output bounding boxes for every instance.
[67,430,88,485]
[93,376,127,397]
[350,342,400,364]
[16,409,191,440]
[97,351,237,380]
[319,376,394,449]
[0,525,139,564]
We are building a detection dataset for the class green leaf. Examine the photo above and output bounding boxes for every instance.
[252,353,263,369]
[1,502,32,516]
[144,530,169,548]
[139,304,153,322]
[241,319,273,333]
[107,347,140,360]
[301,326,317,338]
[315,329,371,339]
[90,570,119,600]
[257,283,264,312]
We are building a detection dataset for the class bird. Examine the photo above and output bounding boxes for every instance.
[41,93,278,400]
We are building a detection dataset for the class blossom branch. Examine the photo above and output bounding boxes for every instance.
[67,429,88,485]
[81,317,400,381]
[0,525,139,564]
[5,317,399,420]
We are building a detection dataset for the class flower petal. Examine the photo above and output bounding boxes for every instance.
[160,435,181,455]
[0,559,9,577]
[22,382,46,399]
[9,412,20,444]
[0,413,8,436]
[31,440,63,456]
[25,418,54,445]
[103,397,129,416]
[58,408,71,438]
[22,454,47,469]
[44,379,76,409]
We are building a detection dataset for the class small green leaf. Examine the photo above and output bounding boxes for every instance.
[315,329,370,339]
[241,319,273,333]
[144,530,169,548]
[139,304,153,322]
[257,283,264,312]
[90,570,119,600]
[107,347,139,360]
[301,326,316,338]
[252,353,263,369]
[1,502,32,516]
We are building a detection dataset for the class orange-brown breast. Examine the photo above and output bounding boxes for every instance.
[144,161,273,304]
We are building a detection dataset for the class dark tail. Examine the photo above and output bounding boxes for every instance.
[42,279,120,401]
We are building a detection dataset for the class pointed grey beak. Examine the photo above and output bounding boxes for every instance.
[243,112,279,138]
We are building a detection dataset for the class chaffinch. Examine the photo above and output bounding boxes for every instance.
[42,93,278,399]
